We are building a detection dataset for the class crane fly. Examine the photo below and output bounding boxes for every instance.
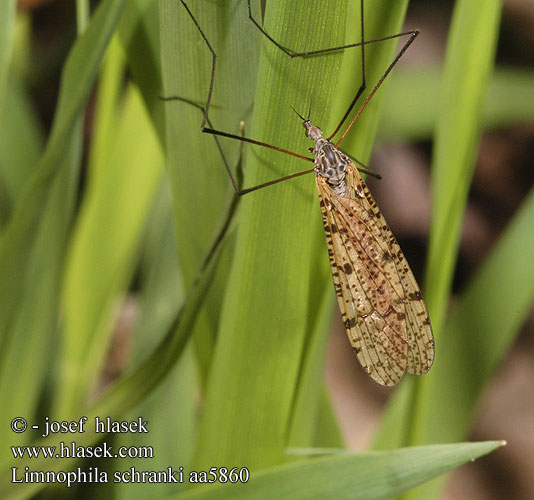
[164,0,435,385]
[305,116,434,385]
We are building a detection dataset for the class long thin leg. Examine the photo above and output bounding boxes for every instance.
[163,96,317,196]
[247,0,418,142]
[247,0,412,59]
[176,0,214,131]
[326,29,419,142]
[335,30,419,148]
[166,1,310,168]
[329,0,364,142]
[338,147,381,180]
[165,96,242,193]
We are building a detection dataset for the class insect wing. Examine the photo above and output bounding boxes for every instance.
[346,164,435,376]
[316,163,434,385]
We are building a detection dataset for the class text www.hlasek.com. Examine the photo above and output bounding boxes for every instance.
[12,441,153,459]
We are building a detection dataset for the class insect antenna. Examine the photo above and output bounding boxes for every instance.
[289,105,307,122]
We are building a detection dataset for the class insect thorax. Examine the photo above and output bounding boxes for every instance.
[313,137,349,197]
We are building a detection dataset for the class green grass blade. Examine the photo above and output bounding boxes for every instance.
[0,221,228,497]
[0,75,44,219]
[161,0,254,282]
[424,0,503,334]
[429,189,534,425]
[0,0,125,353]
[0,0,125,467]
[172,442,505,500]
[114,182,193,500]
[76,0,90,33]
[190,0,348,472]
[390,0,504,472]
[287,192,337,448]
[114,179,193,500]
[56,84,164,415]
[0,0,16,114]
[115,349,197,500]
[313,388,345,448]
[410,186,534,499]
[374,2,513,497]
[134,180,184,345]
[287,285,335,448]
[118,0,164,137]
[0,123,82,467]
[87,35,124,176]
[412,0,503,467]
[160,0,257,386]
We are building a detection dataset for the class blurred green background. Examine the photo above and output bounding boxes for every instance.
[0,0,532,499]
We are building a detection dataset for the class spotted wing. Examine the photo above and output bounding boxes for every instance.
[316,164,434,385]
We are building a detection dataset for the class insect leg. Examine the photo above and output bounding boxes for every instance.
[247,0,418,142]
[162,1,318,195]
[335,29,419,148]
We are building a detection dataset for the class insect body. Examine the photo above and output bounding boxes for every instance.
[304,120,434,386]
